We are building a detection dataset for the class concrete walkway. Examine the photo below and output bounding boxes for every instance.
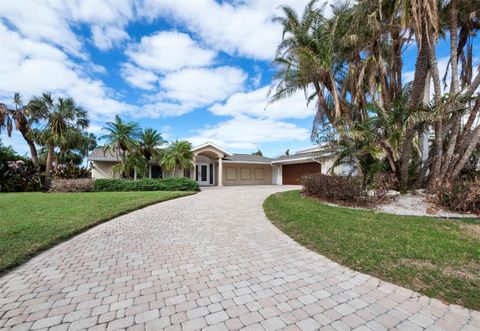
[0,186,478,331]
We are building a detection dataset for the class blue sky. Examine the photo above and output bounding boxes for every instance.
[0,0,476,158]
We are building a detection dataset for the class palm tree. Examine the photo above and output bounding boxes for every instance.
[139,128,166,162]
[160,140,194,177]
[0,93,44,169]
[28,94,89,174]
[112,151,146,179]
[100,115,140,178]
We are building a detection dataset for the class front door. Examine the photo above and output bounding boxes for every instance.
[196,163,214,186]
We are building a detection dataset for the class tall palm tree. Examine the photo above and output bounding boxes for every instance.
[160,140,194,177]
[28,94,89,173]
[100,115,140,178]
[139,128,166,162]
[0,93,44,168]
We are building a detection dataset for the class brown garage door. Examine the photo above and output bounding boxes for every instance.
[282,162,321,184]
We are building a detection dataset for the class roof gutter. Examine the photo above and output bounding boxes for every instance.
[222,160,272,165]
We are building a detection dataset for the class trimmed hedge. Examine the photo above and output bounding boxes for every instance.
[94,177,199,192]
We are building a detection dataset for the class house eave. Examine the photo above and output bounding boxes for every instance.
[271,156,315,164]
[222,160,272,165]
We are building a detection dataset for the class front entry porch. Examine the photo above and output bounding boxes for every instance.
[191,143,228,187]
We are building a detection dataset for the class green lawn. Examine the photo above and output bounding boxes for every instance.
[263,190,480,310]
[0,191,194,273]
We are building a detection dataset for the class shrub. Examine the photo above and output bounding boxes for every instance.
[94,177,200,192]
[0,160,42,192]
[55,163,91,179]
[49,179,94,193]
[436,178,480,215]
[302,173,364,201]
[369,172,399,203]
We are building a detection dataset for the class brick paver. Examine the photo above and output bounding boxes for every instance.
[0,186,478,330]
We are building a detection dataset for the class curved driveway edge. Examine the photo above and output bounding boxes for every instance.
[0,185,478,331]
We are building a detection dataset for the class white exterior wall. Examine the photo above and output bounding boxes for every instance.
[91,161,119,179]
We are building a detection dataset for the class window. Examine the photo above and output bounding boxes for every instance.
[184,168,191,178]
[201,165,207,181]
[195,165,199,181]
[151,165,162,179]
[209,163,214,184]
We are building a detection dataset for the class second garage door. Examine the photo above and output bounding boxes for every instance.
[282,162,322,185]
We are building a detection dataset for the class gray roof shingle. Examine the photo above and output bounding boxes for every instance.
[88,147,120,161]
[272,150,334,163]
[223,154,272,163]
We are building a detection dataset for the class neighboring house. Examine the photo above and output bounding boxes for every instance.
[88,142,348,186]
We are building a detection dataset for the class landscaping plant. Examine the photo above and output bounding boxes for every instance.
[49,178,94,193]
[270,0,480,192]
[94,177,199,192]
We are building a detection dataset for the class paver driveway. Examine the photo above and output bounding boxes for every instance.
[0,186,478,331]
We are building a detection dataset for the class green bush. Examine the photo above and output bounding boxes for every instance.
[94,177,199,192]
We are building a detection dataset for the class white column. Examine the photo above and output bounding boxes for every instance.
[134,167,137,180]
[192,154,196,180]
[148,165,152,178]
[218,157,223,186]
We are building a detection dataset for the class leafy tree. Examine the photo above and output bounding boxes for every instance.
[160,140,194,177]
[252,149,263,156]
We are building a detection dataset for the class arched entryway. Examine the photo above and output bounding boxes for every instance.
[192,143,230,186]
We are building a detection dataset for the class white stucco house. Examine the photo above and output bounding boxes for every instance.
[88,142,348,186]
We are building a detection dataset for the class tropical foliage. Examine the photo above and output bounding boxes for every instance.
[160,140,194,177]
[100,117,172,179]
[1,93,96,191]
[270,0,480,191]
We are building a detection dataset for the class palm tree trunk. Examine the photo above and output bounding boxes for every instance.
[45,144,54,173]
[15,122,40,169]
[450,125,480,180]
[428,5,460,190]
[25,137,39,169]
[449,0,459,94]
[399,32,430,189]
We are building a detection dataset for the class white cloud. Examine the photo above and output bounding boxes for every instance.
[159,67,247,106]
[187,116,309,150]
[0,0,85,57]
[0,22,134,123]
[121,63,158,90]
[138,0,320,60]
[0,0,135,54]
[91,25,129,51]
[210,86,314,120]
[139,102,193,118]
[125,31,216,73]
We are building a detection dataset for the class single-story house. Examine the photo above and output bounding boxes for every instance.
[88,142,349,186]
